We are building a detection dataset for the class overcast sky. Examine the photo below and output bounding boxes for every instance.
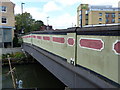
[10,0,119,29]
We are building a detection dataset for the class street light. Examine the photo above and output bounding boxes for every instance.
[47,16,49,25]
[21,3,25,34]
[21,3,25,14]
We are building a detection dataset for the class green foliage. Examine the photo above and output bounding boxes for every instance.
[13,34,20,47]
[32,20,44,31]
[15,12,44,34]
[13,52,25,58]
[2,53,14,59]
[2,52,25,59]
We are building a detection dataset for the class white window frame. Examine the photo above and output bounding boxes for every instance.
[99,18,102,21]
[1,6,7,12]
[119,18,120,22]
[111,19,115,23]
[1,17,7,24]
[99,13,102,16]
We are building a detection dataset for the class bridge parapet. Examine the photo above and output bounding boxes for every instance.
[22,25,120,86]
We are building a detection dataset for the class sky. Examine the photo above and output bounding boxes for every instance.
[10,0,119,29]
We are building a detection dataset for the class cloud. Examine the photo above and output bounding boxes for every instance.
[54,0,80,6]
[80,0,118,7]
[25,7,48,24]
[43,1,62,12]
[11,0,49,3]
[14,5,21,14]
[51,13,77,29]
[12,0,119,29]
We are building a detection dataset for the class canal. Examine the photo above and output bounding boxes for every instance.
[2,60,66,89]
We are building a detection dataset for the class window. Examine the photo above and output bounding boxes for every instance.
[79,10,81,15]
[106,19,109,23]
[118,18,120,22]
[99,18,102,21]
[119,13,120,16]
[79,15,82,20]
[2,17,7,23]
[106,13,109,17]
[85,10,89,14]
[99,13,102,16]
[1,6,7,12]
[112,13,115,18]
[112,19,115,23]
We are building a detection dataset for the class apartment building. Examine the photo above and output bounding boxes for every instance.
[77,4,120,27]
[0,0,15,48]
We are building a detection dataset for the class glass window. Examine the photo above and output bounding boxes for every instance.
[85,10,89,14]
[119,13,120,16]
[112,19,115,23]
[2,17,7,23]
[79,10,81,15]
[112,13,115,17]
[1,6,7,12]
[106,19,109,23]
[106,13,109,17]
[99,18,102,21]
[119,18,120,22]
[99,13,102,16]
[79,15,82,20]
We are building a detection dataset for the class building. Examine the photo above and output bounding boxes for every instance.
[77,4,120,27]
[0,0,15,48]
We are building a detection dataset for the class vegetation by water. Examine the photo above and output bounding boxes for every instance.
[2,52,25,59]
[2,52,35,66]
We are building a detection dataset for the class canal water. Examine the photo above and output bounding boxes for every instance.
[2,61,66,89]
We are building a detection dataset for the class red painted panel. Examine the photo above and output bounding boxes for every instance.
[43,36,50,41]
[33,35,36,38]
[53,37,65,43]
[31,35,35,38]
[68,38,74,46]
[80,38,103,50]
[114,41,120,54]
[37,36,42,39]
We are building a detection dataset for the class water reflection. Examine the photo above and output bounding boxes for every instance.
[2,61,66,89]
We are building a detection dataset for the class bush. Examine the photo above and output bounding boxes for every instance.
[13,52,25,58]
[13,34,21,47]
[2,52,25,59]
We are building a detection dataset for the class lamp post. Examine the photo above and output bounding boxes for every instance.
[21,3,25,14]
[21,3,25,34]
[47,16,49,25]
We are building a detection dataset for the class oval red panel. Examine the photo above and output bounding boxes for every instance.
[31,35,36,38]
[37,36,42,39]
[67,38,75,46]
[79,38,104,51]
[43,36,50,41]
[113,41,120,55]
[52,37,65,43]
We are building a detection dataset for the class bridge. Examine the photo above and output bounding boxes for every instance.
[22,25,120,88]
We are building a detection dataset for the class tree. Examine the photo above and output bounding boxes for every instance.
[15,12,35,34]
[15,12,45,34]
[32,20,44,31]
